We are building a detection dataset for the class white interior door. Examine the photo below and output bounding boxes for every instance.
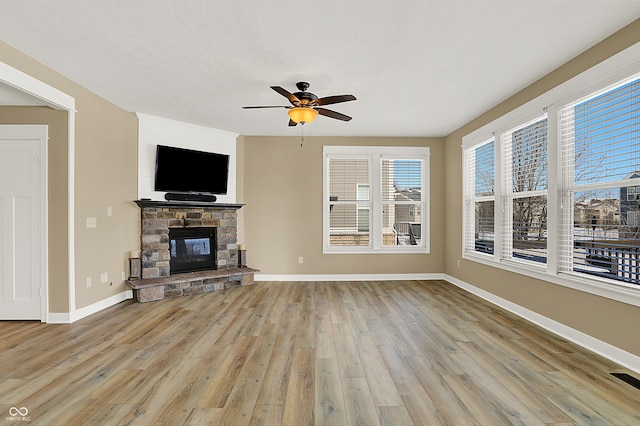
[0,125,46,320]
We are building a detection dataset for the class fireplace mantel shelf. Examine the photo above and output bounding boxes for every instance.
[134,200,245,209]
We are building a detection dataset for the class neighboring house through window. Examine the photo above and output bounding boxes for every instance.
[323,146,429,253]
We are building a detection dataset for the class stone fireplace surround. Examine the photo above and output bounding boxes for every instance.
[126,200,257,302]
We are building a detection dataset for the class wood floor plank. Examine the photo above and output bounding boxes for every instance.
[442,373,513,425]
[404,354,478,424]
[315,358,347,426]
[254,334,295,406]
[282,348,315,426]
[239,324,279,379]
[332,322,365,378]
[197,335,256,408]
[249,403,284,426]
[356,336,404,407]
[342,378,382,426]
[326,282,348,324]
[217,378,263,426]
[1,280,639,424]
[315,313,337,359]
[376,406,414,426]
[377,345,444,425]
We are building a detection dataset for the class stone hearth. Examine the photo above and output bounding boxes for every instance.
[126,200,257,302]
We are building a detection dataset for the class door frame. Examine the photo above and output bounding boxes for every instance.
[0,61,76,322]
[0,125,47,319]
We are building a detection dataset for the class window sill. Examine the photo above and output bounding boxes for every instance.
[324,247,430,255]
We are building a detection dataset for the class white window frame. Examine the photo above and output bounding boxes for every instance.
[463,137,496,259]
[501,114,549,268]
[462,41,640,308]
[323,146,430,254]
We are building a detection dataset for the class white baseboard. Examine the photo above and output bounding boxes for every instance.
[444,274,640,374]
[255,273,445,282]
[47,290,133,324]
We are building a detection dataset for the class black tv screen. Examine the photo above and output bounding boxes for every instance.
[154,145,229,195]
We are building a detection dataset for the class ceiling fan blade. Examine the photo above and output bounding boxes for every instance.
[288,119,297,127]
[315,94,356,106]
[242,105,290,109]
[271,86,300,104]
[316,107,352,121]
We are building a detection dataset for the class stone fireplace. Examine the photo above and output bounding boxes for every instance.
[126,200,257,302]
[139,201,240,278]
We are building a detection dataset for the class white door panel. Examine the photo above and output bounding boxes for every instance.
[0,125,46,320]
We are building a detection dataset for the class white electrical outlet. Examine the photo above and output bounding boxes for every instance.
[86,217,97,228]
[107,206,112,217]
[86,277,92,288]
[101,272,108,283]
[298,256,304,264]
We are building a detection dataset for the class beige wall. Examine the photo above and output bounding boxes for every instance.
[241,136,445,275]
[444,19,640,357]
[0,107,69,312]
[0,41,139,312]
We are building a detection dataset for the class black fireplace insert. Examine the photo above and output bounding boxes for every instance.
[169,227,216,273]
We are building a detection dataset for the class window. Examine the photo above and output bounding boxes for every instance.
[464,139,495,255]
[463,54,640,300]
[560,76,640,286]
[323,146,429,253]
[503,116,549,264]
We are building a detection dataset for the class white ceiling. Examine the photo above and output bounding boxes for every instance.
[0,1,638,137]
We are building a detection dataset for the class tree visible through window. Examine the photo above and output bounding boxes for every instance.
[464,71,640,288]
[561,76,640,285]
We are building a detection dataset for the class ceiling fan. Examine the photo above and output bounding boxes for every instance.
[243,82,356,126]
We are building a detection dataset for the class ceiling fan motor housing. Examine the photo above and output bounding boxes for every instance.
[293,82,318,105]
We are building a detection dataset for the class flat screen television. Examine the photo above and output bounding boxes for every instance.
[154,145,229,195]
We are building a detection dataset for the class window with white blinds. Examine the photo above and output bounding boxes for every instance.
[327,158,371,247]
[503,116,548,264]
[462,52,640,299]
[464,139,495,255]
[323,146,429,253]
[559,74,640,286]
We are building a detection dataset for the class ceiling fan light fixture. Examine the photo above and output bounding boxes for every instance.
[288,107,318,124]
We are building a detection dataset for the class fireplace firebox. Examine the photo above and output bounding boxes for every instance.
[169,227,216,273]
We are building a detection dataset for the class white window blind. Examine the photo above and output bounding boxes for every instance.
[464,139,495,255]
[502,115,548,264]
[559,74,640,286]
[381,158,423,247]
[327,158,371,247]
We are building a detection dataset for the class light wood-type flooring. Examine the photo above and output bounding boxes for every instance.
[2,280,640,425]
